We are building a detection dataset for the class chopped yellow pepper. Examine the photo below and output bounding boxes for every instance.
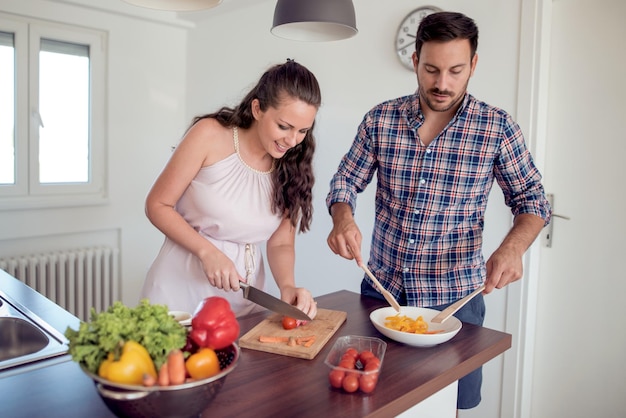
[385,314,430,334]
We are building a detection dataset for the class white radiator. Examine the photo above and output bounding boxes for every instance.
[0,247,120,322]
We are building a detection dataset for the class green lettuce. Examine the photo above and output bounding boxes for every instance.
[64,299,187,374]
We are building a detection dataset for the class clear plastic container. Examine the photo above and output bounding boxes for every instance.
[324,335,387,394]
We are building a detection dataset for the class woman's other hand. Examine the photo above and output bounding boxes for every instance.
[280,286,317,320]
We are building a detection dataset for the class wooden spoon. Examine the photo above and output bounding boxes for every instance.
[360,264,401,312]
[430,284,486,323]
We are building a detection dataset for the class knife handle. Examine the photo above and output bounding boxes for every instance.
[239,281,250,297]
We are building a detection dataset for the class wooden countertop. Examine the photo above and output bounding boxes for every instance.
[0,276,511,418]
[206,290,511,418]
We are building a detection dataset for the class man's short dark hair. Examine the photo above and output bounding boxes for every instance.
[415,12,479,59]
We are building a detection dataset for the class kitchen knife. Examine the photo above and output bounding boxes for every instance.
[239,282,312,321]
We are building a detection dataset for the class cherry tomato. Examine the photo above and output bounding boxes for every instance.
[185,348,221,380]
[359,374,377,393]
[340,353,356,364]
[342,374,359,393]
[359,350,375,364]
[328,369,345,388]
[364,356,381,371]
[344,348,359,359]
[339,359,355,370]
[282,316,297,330]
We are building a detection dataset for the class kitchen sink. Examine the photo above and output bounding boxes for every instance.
[0,317,50,361]
[0,292,70,371]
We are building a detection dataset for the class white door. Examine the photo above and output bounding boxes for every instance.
[529,1,626,417]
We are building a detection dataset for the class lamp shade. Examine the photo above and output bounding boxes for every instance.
[122,0,222,11]
[271,0,358,42]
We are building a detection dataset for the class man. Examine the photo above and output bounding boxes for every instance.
[326,11,551,411]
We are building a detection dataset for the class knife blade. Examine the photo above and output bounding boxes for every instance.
[239,282,312,321]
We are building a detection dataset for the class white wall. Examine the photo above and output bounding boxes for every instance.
[185,5,520,417]
[184,0,519,299]
[0,0,190,302]
[0,1,526,417]
[0,0,521,315]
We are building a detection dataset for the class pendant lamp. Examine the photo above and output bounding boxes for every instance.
[271,0,358,42]
[121,0,222,11]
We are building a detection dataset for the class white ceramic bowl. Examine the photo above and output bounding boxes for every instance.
[369,306,462,347]
[168,310,192,327]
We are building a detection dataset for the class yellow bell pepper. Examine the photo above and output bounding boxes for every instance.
[98,341,157,385]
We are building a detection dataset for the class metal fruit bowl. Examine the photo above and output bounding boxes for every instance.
[81,343,240,418]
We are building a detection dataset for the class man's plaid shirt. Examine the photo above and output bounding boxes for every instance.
[326,92,551,307]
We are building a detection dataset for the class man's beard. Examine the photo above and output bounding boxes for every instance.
[419,78,469,113]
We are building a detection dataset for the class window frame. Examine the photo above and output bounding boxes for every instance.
[0,13,107,210]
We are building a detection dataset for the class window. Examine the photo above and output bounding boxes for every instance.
[0,14,106,209]
[0,31,15,185]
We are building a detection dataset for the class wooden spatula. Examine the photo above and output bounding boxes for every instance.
[430,284,486,323]
[360,264,401,312]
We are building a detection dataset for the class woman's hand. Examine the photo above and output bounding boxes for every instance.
[280,285,317,320]
[198,248,245,292]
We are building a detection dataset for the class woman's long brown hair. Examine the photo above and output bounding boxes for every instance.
[191,60,321,233]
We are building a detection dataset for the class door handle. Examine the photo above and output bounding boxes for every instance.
[543,193,570,248]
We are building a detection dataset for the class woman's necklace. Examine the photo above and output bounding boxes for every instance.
[233,127,275,174]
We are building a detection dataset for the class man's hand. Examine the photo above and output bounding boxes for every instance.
[484,246,524,293]
[484,213,546,293]
[327,203,363,266]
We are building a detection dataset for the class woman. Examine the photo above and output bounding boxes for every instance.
[141,60,320,319]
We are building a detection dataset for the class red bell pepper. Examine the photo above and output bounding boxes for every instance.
[190,296,240,350]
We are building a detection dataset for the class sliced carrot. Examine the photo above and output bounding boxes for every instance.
[158,363,170,386]
[167,349,186,385]
[258,334,316,347]
[295,336,315,345]
[258,335,290,343]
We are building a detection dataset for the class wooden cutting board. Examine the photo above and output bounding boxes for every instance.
[239,308,347,360]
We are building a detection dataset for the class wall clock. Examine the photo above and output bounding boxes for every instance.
[395,6,442,70]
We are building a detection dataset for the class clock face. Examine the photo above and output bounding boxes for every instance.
[395,6,442,70]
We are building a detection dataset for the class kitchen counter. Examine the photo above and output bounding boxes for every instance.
[0,270,511,418]
[207,290,511,418]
